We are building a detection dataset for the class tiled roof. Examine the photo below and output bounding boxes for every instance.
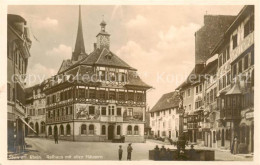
[80,48,135,70]
[150,91,180,112]
[125,71,152,88]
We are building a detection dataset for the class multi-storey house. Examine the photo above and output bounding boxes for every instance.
[7,14,32,152]
[43,7,151,142]
[150,91,181,141]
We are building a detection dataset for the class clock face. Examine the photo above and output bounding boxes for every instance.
[100,35,109,47]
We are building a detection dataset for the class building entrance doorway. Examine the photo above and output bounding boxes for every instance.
[108,125,114,140]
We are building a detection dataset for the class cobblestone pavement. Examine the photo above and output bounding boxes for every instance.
[7,138,253,161]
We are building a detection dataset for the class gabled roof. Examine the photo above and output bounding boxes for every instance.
[150,91,180,112]
[125,71,152,89]
[58,59,73,74]
[80,48,136,70]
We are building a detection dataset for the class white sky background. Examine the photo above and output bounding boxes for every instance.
[8,5,243,108]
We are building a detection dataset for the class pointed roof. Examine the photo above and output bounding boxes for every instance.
[226,83,242,95]
[72,6,87,61]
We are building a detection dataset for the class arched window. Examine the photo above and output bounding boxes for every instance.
[81,124,87,134]
[134,125,139,135]
[117,125,121,135]
[41,121,45,134]
[66,124,71,135]
[29,122,34,134]
[89,124,94,135]
[48,126,52,136]
[101,125,106,135]
[60,125,64,135]
[127,125,132,135]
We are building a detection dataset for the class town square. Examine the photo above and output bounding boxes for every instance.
[6,4,255,161]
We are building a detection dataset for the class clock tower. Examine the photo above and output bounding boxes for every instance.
[96,20,110,50]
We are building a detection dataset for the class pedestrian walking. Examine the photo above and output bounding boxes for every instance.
[54,132,58,144]
[232,136,238,154]
[118,145,123,160]
[127,143,133,160]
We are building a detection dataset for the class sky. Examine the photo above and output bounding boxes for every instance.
[8,5,243,108]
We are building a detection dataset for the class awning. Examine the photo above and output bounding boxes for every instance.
[18,117,37,133]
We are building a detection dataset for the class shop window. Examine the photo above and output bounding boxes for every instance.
[101,125,106,135]
[89,125,94,135]
[89,106,95,115]
[48,126,52,136]
[60,125,64,135]
[127,125,132,135]
[66,124,71,135]
[117,125,121,135]
[40,122,45,134]
[81,124,87,134]
[134,126,139,135]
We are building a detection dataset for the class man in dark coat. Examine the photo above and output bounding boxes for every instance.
[127,143,133,160]
[154,145,160,160]
[118,145,123,160]
[54,132,58,144]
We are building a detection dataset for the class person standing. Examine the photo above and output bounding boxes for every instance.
[154,145,160,160]
[54,131,58,144]
[232,136,238,154]
[118,145,123,160]
[127,143,133,160]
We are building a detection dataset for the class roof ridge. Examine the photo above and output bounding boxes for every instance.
[95,48,108,64]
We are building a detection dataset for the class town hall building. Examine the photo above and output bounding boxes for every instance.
[43,7,151,142]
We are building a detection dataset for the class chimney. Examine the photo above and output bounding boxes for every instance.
[94,43,97,50]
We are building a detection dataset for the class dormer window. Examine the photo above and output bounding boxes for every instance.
[105,53,113,59]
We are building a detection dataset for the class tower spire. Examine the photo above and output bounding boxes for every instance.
[72,5,87,61]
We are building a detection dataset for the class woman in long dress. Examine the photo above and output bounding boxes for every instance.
[233,136,238,154]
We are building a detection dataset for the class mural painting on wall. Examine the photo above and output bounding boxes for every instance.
[75,104,100,120]
[123,108,143,121]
